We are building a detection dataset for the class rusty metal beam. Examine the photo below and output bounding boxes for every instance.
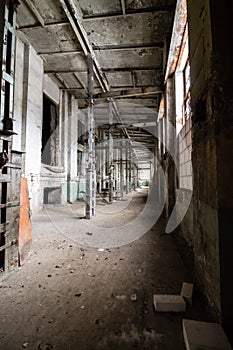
[82,8,174,20]
[58,0,109,92]
[37,44,163,56]
[165,0,187,80]
[45,69,87,74]
[102,67,162,73]
[94,87,163,99]
[93,43,164,50]
[38,50,83,56]
[23,0,45,27]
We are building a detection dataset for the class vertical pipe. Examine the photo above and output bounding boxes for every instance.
[166,76,176,217]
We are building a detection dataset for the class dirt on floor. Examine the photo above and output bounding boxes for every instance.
[0,189,212,350]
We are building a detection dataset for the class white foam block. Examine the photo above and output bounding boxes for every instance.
[183,319,233,350]
[181,282,193,305]
[153,294,186,312]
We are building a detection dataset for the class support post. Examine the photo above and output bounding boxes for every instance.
[129,147,132,192]
[108,101,113,203]
[120,133,124,199]
[126,144,129,194]
[165,75,176,218]
[86,53,96,219]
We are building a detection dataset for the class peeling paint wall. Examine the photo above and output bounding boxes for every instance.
[67,95,79,203]
[187,0,233,337]
[187,0,221,319]
[13,37,43,213]
[208,0,233,340]
[177,117,194,247]
[13,36,81,213]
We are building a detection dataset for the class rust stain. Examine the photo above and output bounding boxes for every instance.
[19,177,32,266]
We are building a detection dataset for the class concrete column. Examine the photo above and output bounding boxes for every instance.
[165,76,176,217]
[125,144,129,194]
[101,129,105,190]
[129,147,132,192]
[67,95,78,203]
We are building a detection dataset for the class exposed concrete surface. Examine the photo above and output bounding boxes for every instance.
[0,190,211,350]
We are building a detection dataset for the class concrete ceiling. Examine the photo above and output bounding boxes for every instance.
[16,0,176,153]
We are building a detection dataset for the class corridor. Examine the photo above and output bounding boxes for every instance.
[0,0,233,349]
[0,189,210,350]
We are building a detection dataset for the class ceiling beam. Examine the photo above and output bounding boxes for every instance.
[38,50,83,56]
[54,73,69,89]
[23,0,45,27]
[18,20,69,30]
[82,7,174,20]
[120,0,126,15]
[37,44,163,56]
[73,72,86,89]
[165,0,187,81]
[102,67,162,73]
[93,43,164,50]
[94,87,163,99]
[44,69,87,74]
[58,0,109,92]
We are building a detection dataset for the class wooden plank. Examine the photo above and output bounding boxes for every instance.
[0,201,20,209]
[0,174,11,182]
[0,238,18,252]
[5,162,21,169]
[2,71,13,85]
[0,222,9,233]
[0,136,13,142]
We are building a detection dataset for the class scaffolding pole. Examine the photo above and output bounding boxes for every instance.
[86,53,96,219]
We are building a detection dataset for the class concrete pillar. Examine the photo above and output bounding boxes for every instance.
[165,76,176,217]
[67,95,78,203]
[208,1,233,340]
[125,144,129,194]
[129,147,132,192]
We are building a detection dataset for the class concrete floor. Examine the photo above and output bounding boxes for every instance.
[0,189,211,350]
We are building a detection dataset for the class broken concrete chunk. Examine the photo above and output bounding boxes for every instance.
[182,319,233,350]
[153,294,186,312]
[181,282,193,305]
[130,294,137,302]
